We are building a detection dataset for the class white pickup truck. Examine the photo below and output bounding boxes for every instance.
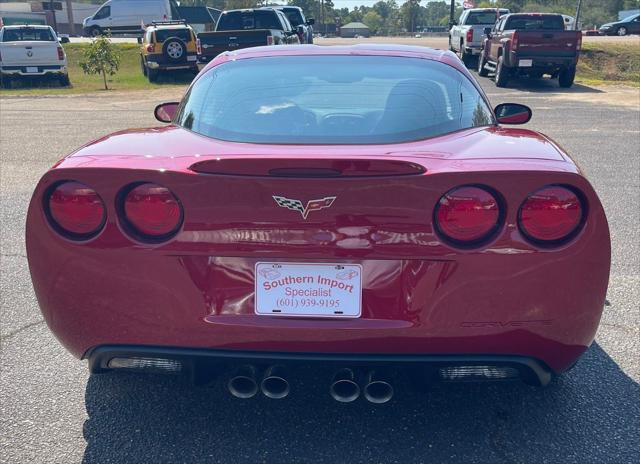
[449,8,509,67]
[0,25,70,89]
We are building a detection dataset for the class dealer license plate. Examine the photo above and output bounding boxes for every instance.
[519,59,533,67]
[255,262,362,318]
[26,66,38,73]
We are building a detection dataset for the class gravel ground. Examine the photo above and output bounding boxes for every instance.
[1,69,639,464]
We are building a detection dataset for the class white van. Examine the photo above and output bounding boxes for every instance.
[82,0,177,37]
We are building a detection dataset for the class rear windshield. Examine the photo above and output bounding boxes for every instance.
[154,28,192,43]
[283,9,304,26]
[2,28,55,42]
[466,11,499,25]
[505,15,565,30]
[176,56,494,145]
[217,11,282,31]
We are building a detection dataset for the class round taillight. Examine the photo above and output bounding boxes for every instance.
[435,186,501,244]
[47,181,105,239]
[519,186,583,243]
[123,183,182,239]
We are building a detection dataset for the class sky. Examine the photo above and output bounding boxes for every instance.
[331,0,454,11]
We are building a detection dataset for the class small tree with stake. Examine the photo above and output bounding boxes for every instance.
[80,36,121,91]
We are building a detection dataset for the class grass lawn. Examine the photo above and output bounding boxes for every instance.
[577,42,640,87]
[1,40,638,95]
[0,43,193,95]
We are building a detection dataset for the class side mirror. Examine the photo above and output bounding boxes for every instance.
[137,37,143,44]
[154,102,180,123]
[484,27,492,36]
[59,36,70,44]
[495,103,532,125]
[307,18,315,26]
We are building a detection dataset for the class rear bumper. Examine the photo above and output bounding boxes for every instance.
[144,53,198,70]
[509,54,578,71]
[86,345,554,386]
[1,65,67,76]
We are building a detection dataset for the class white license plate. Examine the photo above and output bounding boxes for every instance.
[519,59,533,67]
[255,262,362,318]
[187,55,197,61]
[26,66,38,73]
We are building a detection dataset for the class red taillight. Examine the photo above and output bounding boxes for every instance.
[267,35,274,46]
[47,182,105,238]
[435,186,501,244]
[576,33,582,51]
[519,186,584,244]
[57,46,64,60]
[123,183,182,239]
[146,44,155,53]
[196,38,202,55]
[466,29,473,43]
[512,31,519,51]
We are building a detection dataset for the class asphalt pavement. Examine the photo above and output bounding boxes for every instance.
[1,71,639,463]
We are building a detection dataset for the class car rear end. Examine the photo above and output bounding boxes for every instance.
[144,24,198,73]
[26,50,610,392]
[0,26,67,82]
[196,30,273,63]
[505,15,581,74]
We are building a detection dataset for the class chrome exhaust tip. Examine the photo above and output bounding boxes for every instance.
[329,368,360,403]
[363,370,394,404]
[260,365,290,399]
[227,365,258,399]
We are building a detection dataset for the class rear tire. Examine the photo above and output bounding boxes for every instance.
[495,55,509,88]
[1,76,12,89]
[477,51,489,77]
[89,26,102,37]
[558,66,576,88]
[140,57,148,76]
[147,68,159,83]
[458,43,473,67]
[58,74,70,87]
[162,37,187,63]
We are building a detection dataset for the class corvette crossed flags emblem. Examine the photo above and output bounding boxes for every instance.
[272,195,336,220]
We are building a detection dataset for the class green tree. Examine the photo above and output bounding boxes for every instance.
[401,0,421,32]
[363,10,384,34]
[79,36,121,91]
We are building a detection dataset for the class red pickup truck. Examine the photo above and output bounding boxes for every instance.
[478,13,582,88]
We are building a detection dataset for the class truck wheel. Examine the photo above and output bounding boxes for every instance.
[495,56,509,88]
[477,52,489,77]
[558,66,576,88]
[88,26,102,37]
[140,57,147,76]
[448,37,454,51]
[147,68,159,83]
[163,37,187,62]
[458,44,473,68]
[1,76,12,89]
[617,26,628,36]
[58,75,71,87]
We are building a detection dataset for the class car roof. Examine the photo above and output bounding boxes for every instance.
[2,25,51,29]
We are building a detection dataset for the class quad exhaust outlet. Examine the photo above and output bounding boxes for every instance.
[260,365,290,399]
[329,368,361,403]
[227,365,259,399]
[363,370,394,404]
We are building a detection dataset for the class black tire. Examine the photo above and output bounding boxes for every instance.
[477,51,489,77]
[617,26,628,36]
[58,74,70,87]
[458,42,474,67]
[147,68,159,83]
[191,66,199,77]
[140,56,147,76]
[448,37,454,51]
[558,66,576,88]
[1,76,12,89]
[162,37,187,63]
[495,55,509,88]
[89,26,102,37]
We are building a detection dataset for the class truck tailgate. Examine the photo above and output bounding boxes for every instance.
[515,31,580,57]
[198,30,270,59]
[0,41,59,66]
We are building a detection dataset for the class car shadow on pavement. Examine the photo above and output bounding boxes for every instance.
[82,343,639,464]
[500,78,604,94]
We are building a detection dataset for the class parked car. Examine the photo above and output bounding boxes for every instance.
[266,6,314,44]
[196,8,299,63]
[0,25,69,89]
[27,45,610,400]
[83,0,179,37]
[140,20,198,82]
[450,7,509,66]
[599,13,640,36]
[478,13,582,88]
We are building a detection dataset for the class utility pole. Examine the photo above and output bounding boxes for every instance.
[574,0,583,30]
[449,0,455,30]
[65,0,75,36]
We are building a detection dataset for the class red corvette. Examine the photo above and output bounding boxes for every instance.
[27,45,610,402]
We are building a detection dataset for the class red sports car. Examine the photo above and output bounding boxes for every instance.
[26,45,610,402]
